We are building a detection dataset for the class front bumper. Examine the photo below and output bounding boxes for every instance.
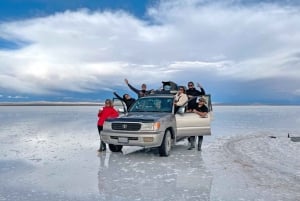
[101,131,165,148]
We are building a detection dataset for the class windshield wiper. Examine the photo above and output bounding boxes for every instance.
[131,109,146,112]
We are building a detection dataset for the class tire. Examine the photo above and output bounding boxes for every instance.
[159,130,172,157]
[109,144,123,152]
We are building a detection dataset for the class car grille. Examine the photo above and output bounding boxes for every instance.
[112,123,141,131]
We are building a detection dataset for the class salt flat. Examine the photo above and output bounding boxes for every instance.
[0,106,300,201]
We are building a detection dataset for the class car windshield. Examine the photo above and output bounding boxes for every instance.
[129,97,173,113]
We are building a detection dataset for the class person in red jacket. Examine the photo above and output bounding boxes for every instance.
[97,99,119,152]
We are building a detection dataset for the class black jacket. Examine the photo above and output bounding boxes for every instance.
[127,83,152,98]
[186,87,206,110]
[113,92,136,110]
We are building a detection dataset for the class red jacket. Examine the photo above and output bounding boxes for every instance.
[97,106,119,126]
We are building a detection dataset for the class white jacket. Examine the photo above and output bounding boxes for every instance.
[174,93,188,106]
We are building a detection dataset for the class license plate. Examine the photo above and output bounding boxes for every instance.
[118,137,128,143]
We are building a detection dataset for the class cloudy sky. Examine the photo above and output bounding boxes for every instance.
[0,0,300,104]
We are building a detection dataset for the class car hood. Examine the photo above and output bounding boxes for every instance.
[107,112,171,123]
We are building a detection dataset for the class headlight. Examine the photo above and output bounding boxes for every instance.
[141,122,160,131]
[103,121,112,130]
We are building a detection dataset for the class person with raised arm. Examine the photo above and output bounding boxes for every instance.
[124,78,152,98]
[113,92,136,110]
[186,81,206,112]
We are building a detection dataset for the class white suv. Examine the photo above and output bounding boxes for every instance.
[101,93,212,156]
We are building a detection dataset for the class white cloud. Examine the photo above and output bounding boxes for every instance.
[7,95,28,99]
[294,89,300,96]
[0,1,300,100]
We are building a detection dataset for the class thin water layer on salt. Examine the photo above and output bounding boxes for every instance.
[0,106,300,201]
[202,133,300,201]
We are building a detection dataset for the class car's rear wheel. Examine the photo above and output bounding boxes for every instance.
[109,144,123,152]
[159,130,172,157]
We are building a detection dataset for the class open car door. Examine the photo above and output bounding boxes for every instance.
[175,95,212,138]
[112,98,127,114]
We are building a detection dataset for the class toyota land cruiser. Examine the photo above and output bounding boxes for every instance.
[101,91,212,156]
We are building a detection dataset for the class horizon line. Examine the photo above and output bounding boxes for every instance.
[0,101,299,106]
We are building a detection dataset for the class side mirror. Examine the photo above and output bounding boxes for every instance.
[177,106,185,114]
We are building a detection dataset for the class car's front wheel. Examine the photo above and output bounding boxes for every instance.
[109,144,123,152]
[159,130,172,157]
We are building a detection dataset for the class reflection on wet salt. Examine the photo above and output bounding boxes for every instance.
[97,146,213,201]
[1,106,300,201]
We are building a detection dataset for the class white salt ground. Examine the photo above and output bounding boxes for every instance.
[202,133,300,201]
[0,106,300,201]
[1,133,299,201]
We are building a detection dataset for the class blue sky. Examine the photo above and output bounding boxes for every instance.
[0,0,300,104]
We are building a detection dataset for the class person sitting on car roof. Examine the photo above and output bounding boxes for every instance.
[124,78,153,98]
[173,86,188,113]
[186,81,206,112]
